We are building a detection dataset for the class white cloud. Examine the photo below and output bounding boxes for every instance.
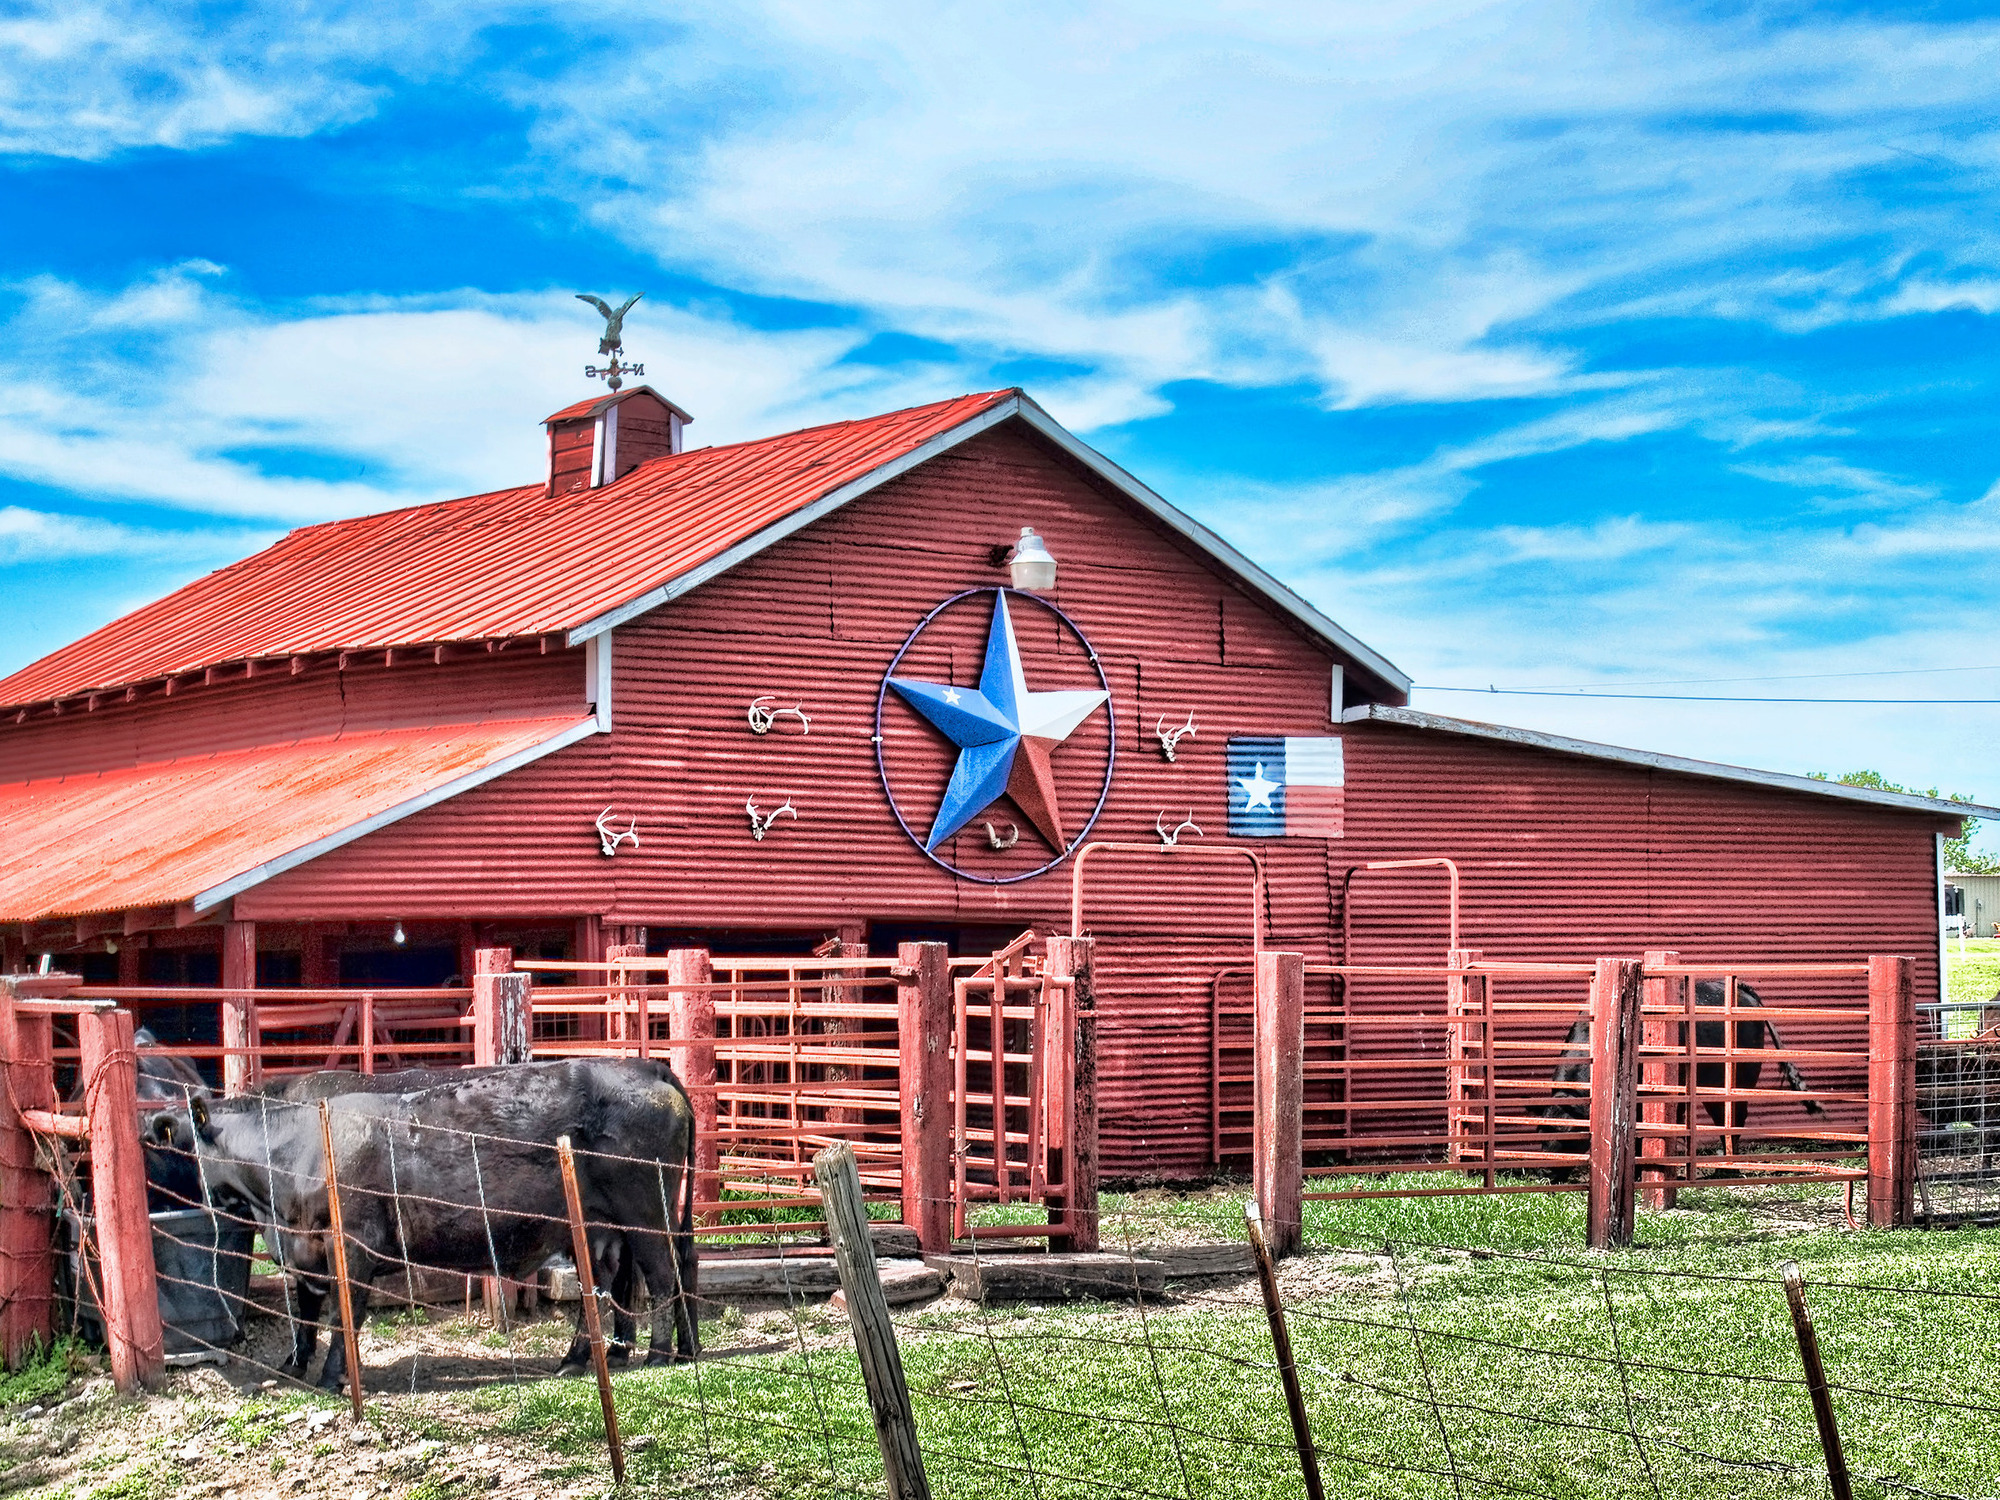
[0,506,269,566]
[0,270,989,522]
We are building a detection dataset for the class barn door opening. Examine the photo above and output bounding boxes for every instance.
[951,931,1076,1241]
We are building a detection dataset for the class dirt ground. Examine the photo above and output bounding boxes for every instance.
[0,1292,831,1500]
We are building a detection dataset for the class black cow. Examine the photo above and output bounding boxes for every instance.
[116,1028,211,1212]
[250,1065,649,1363]
[1537,979,1825,1176]
[151,1058,698,1391]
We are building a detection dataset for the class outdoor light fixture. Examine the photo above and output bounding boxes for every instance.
[393,922,407,946]
[1006,527,1058,591]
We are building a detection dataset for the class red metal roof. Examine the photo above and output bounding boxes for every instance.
[0,389,1018,708]
[0,717,587,920]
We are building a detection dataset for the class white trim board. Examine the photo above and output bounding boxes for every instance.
[1343,703,2000,823]
[566,392,1414,698]
[192,716,603,912]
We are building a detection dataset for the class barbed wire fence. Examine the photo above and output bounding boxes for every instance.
[26,1080,2000,1500]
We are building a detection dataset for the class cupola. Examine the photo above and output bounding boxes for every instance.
[542,386,693,496]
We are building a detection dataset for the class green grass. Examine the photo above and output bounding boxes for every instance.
[484,1185,2000,1499]
[1945,936,2000,1007]
[0,1336,89,1409]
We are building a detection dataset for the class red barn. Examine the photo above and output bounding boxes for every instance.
[0,384,1980,1177]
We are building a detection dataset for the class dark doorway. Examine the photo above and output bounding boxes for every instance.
[338,945,458,988]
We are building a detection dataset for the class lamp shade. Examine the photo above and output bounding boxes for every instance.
[1008,527,1058,591]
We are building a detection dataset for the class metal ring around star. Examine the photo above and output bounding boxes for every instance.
[875,586,1117,884]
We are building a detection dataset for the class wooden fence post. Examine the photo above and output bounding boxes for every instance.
[471,948,532,1067]
[897,942,952,1253]
[78,1007,165,1392]
[316,1101,365,1421]
[816,1142,931,1500]
[1045,936,1098,1253]
[1254,951,1306,1259]
[0,993,56,1368]
[556,1135,625,1484]
[1640,950,1680,1210]
[1868,955,1916,1229]
[221,919,256,1096]
[1586,958,1644,1250]
[667,949,718,1224]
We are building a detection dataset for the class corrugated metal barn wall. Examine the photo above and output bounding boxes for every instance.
[232,419,1954,1179]
[239,422,1355,1172]
[1304,722,1952,1175]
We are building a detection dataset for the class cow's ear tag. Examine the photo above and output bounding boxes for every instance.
[151,1115,177,1146]
[190,1096,210,1132]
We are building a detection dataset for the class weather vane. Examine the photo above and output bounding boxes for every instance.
[577,292,645,391]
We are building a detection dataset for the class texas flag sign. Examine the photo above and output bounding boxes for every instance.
[1226,737,1345,838]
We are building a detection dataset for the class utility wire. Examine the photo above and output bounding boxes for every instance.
[1415,686,2000,704]
[1432,663,2000,690]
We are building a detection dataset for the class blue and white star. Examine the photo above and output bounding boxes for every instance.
[889,592,1108,852]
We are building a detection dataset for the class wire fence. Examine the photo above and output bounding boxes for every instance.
[33,1069,2000,1500]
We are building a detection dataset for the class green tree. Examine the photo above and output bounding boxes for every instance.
[1809,770,1996,873]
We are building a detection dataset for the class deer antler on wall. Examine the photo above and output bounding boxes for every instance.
[595,807,640,858]
[984,820,1019,851]
[746,796,798,842]
[748,696,812,736]
[1155,811,1203,848]
[1155,710,1197,762]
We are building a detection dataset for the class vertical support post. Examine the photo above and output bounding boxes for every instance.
[667,949,718,1223]
[1780,1261,1854,1500]
[816,1142,932,1500]
[1640,950,1679,1210]
[1245,1199,1327,1500]
[821,941,867,1128]
[220,919,256,1095]
[556,1135,625,1484]
[1045,937,1098,1253]
[316,1100,366,1422]
[1587,958,1644,1250]
[1254,951,1306,1259]
[1868,955,1916,1229]
[77,1007,165,1393]
[471,948,531,1067]
[0,995,56,1368]
[896,942,952,1253]
[605,942,644,1054]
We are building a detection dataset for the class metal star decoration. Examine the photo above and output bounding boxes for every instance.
[889,593,1109,853]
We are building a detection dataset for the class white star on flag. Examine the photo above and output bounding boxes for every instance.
[943,687,961,705]
[1237,762,1279,811]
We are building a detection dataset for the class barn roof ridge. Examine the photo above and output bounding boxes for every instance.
[0,386,1412,710]
[1345,703,2000,822]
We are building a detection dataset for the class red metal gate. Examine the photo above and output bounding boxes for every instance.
[950,932,1079,1241]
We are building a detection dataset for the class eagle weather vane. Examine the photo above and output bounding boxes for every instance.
[577,292,645,391]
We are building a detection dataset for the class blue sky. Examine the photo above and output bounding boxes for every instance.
[4,1,1999,846]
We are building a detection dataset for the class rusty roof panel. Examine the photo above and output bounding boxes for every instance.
[0,716,589,920]
[0,391,1017,708]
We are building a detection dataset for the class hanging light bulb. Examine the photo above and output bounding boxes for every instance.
[393,921,407,947]
[1007,527,1057,591]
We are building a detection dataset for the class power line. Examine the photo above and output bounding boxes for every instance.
[1467,664,2000,690]
[1415,686,2000,704]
